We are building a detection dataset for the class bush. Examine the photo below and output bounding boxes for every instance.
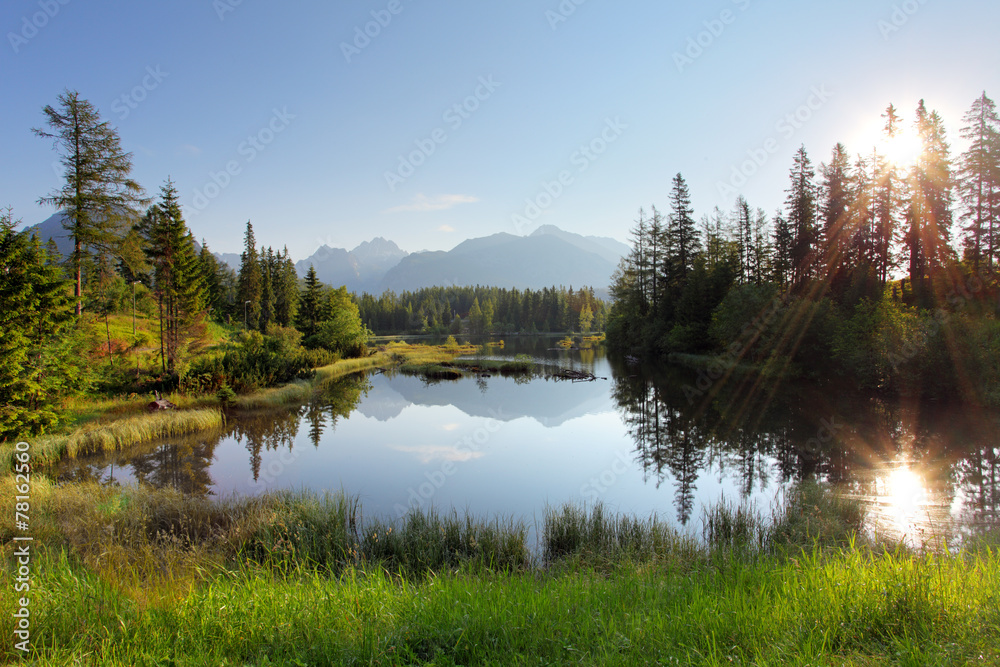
[182,330,322,395]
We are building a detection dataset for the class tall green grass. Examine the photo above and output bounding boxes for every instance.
[2,479,999,664]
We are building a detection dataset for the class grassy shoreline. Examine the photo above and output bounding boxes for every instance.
[0,341,479,470]
[1,480,997,664]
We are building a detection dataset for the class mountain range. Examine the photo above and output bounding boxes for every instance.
[21,214,628,294]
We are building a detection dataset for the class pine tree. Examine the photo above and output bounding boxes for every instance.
[906,100,954,305]
[872,105,906,286]
[274,247,300,327]
[237,221,263,330]
[259,246,275,332]
[0,209,78,440]
[733,196,753,284]
[34,90,146,315]
[785,146,819,288]
[772,211,793,287]
[819,143,855,295]
[667,173,700,287]
[139,179,206,372]
[198,240,224,320]
[958,92,1000,273]
[297,265,323,338]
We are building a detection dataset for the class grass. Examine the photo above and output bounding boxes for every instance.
[1,479,998,664]
[0,408,225,469]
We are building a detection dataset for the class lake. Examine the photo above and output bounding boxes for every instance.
[59,337,1000,547]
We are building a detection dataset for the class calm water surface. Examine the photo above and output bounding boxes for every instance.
[60,337,1000,545]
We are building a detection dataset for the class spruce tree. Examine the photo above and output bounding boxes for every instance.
[259,247,275,332]
[274,247,300,327]
[237,221,263,330]
[906,100,954,305]
[34,90,146,315]
[874,105,906,287]
[297,265,323,338]
[785,146,819,288]
[819,143,855,295]
[958,92,1000,273]
[139,179,206,372]
[0,209,77,439]
[771,211,793,287]
[667,173,700,287]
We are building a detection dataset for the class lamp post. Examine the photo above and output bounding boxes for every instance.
[244,300,252,329]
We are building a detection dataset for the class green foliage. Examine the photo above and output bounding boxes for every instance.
[0,210,87,440]
[307,287,370,357]
[183,329,319,395]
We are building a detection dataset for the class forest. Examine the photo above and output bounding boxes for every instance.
[607,94,1000,404]
[0,91,608,442]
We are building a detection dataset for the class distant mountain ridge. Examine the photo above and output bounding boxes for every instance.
[21,213,626,294]
[295,237,408,294]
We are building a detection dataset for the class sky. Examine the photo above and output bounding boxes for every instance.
[2,0,999,261]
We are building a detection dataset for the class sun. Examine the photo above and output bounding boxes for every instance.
[880,128,922,169]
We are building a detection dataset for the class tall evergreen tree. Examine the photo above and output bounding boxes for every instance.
[819,143,855,295]
[667,173,700,286]
[785,146,819,288]
[874,105,906,287]
[274,246,300,327]
[297,265,323,338]
[958,92,1000,273]
[34,90,146,315]
[237,221,263,330]
[733,196,753,284]
[259,246,276,332]
[139,179,206,372]
[0,209,80,439]
[906,100,954,305]
[772,211,793,287]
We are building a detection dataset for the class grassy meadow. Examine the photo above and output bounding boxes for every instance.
[1,478,998,665]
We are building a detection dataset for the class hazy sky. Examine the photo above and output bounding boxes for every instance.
[2,0,998,260]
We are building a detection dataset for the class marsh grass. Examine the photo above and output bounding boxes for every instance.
[2,342,478,469]
[0,409,225,469]
[2,479,999,664]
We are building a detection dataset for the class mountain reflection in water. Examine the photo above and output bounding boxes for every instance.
[58,339,999,545]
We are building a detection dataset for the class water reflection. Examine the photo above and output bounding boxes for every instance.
[56,339,1000,544]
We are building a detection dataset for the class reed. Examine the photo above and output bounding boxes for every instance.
[2,481,999,664]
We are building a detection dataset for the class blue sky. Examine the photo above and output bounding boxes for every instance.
[2,0,998,260]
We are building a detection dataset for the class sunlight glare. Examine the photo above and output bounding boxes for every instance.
[881,128,922,169]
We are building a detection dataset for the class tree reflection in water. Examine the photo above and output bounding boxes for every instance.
[57,374,372,495]
[612,359,1000,539]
